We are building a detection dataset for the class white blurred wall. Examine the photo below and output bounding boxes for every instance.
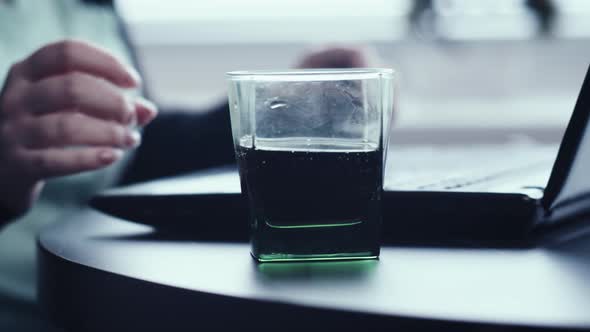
[118,0,590,141]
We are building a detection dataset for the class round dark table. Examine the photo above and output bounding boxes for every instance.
[38,209,590,331]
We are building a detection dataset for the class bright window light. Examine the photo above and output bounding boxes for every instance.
[118,0,412,22]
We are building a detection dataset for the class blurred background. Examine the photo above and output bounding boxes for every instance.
[117,0,590,144]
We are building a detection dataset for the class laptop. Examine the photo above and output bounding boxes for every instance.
[91,66,590,247]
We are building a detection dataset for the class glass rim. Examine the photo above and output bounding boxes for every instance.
[226,68,394,81]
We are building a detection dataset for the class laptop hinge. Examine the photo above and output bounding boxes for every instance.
[541,193,590,226]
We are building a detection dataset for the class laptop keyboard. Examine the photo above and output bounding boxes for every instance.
[409,161,549,191]
[384,144,558,192]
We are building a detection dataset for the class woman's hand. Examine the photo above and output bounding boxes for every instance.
[0,39,157,217]
[295,45,379,69]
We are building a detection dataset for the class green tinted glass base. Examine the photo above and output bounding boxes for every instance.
[253,251,378,263]
[250,216,382,263]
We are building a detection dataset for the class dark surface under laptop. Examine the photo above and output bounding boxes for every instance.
[91,66,590,247]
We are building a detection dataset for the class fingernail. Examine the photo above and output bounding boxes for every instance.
[125,130,141,148]
[137,97,158,114]
[99,149,123,164]
[136,97,158,124]
[126,66,142,86]
[123,98,137,126]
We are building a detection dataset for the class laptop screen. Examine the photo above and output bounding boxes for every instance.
[543,65,590,212]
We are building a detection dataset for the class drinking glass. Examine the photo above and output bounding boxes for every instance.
[227,69,395,262]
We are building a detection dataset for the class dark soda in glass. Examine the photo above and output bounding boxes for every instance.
[236,137,382,262]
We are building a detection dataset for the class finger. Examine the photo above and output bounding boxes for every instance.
[0,63,31,114]
[296,47,369,69]
[21,147,123,179]
[135,97,158,127]
[26,72,135,124]
[20,39,140,87]
[22,112,140,149]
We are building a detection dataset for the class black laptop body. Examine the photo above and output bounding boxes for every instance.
[91,67,590,247]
